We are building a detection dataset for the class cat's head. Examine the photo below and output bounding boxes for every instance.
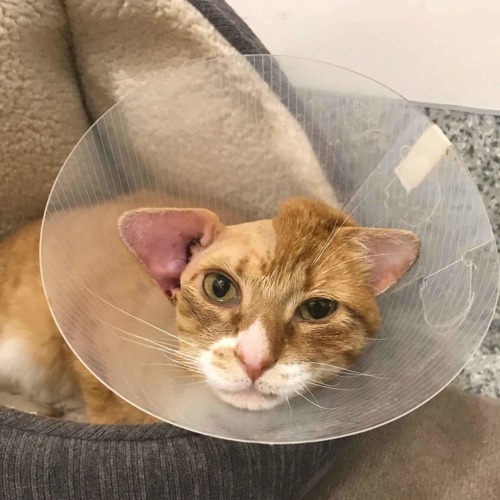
[119,198,419,411]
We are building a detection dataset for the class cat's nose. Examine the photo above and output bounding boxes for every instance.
[235,348,274,382]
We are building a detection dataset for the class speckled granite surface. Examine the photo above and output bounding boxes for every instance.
[425,108,500,398]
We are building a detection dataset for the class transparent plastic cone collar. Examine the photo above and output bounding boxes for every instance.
[40,55,499,443]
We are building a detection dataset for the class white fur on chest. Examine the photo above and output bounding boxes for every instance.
[0,330,74,405]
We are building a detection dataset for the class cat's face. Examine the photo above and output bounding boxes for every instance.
[119,198,419,411]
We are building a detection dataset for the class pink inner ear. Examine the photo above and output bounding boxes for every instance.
[357,229,420,295]
[118,209,220,298]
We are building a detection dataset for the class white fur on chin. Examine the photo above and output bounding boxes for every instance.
[215,387,284,411]
[198,336,310,411]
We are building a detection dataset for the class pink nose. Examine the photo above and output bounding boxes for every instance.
[235,348,274,382]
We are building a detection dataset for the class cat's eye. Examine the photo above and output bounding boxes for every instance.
[298,299,337,320]
[203,273,239,303]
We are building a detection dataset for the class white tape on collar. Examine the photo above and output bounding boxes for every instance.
[395,124,452,192]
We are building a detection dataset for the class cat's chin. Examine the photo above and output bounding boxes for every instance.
[214,387,284,411]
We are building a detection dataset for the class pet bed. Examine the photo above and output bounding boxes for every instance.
[1,1,499,498]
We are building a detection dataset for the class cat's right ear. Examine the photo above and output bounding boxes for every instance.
[340,226,420,296]
[118,208,223,300]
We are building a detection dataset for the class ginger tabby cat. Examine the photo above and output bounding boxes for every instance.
[0,197,419,423]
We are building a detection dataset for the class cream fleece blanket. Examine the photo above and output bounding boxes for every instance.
[0,0,90,240]
[1,0,336,243]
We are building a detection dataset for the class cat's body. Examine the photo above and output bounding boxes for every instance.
[0,195,419,423]
[0,217,156,423]
[0,193,182,423]
[0,220,80,415]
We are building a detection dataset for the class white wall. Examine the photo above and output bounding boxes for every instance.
[228,0,500,113]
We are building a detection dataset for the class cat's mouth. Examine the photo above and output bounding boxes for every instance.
[214,386,284,411]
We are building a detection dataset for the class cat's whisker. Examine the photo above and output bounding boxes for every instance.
[308,380,359,391]
[159,350,202,367]
[171,372,205,379]
[121,335,200,367]
[151,356,203,374]
[322,251,412,276]
[301,384,320,404]
[323,370,388,380]
[153,344,202,363]
[140,361,201,373]
[156,357,204,375]
[142,362,189,369]
[318,234,361,266]
[79,283,207,350]
[102,327,176,354]
[313,231,372,271]
[158,349,201,365]
[311,190,372,266]
[97,319,201,362]
[155,344,200,363]
[101,328,203,374]
[293,390,332,410]
[155,351,201,370]
[284,395,293,416]
[176,379,208,388]
[305,361,388,379]
[156,352,202,369]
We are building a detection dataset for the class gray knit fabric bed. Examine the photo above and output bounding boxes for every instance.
[0,408,338,498]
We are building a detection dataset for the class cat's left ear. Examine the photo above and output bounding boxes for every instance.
[344,227,420,296]
[118,208,223,299]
